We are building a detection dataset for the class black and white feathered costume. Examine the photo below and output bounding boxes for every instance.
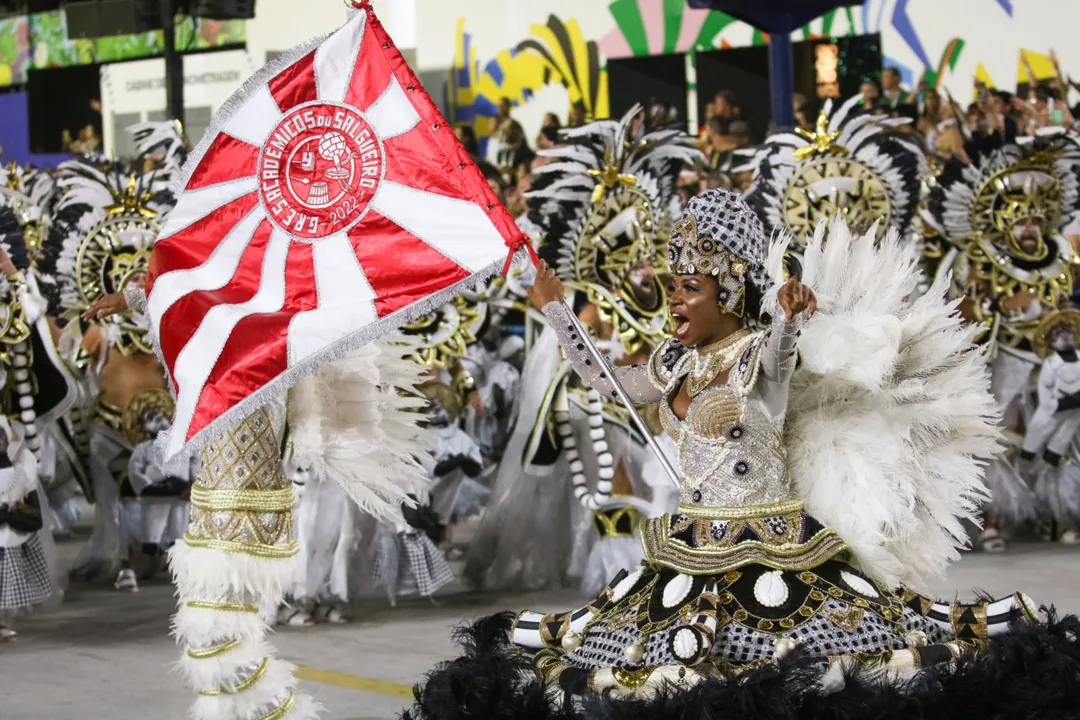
[739,95,926,255]
[926,127,1080,537]
[0,190,77,627]
[464,106,695,594]
[404,192,1070,719]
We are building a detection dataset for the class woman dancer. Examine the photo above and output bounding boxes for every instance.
[407,190,1065,716]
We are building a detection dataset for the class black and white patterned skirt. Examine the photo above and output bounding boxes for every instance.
[0,534,55,611]
[373,530,454,598]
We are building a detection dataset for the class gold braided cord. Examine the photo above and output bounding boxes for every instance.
[185,600,259,613]
[256,692,296,720]
[198,656,271,696]
[190,486,297,513]
[187,638,242,660]
[183,533,299,559]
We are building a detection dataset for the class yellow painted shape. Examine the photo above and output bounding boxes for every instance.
[974,62,995,100]
[1018,49,1057,83]
[294,665,414,699]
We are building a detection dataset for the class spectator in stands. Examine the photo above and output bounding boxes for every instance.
[569,102,589,127]
[455,124,480,159]
[879,67,906,109]
[859,80,881,109]
[495,120,534,177]
[713,90,740,119]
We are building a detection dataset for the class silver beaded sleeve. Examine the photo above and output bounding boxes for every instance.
[124,285,147,314]
[542,302,664,404]
[760,316,800,384]
[758,315,802,418]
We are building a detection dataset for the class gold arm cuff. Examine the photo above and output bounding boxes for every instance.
[190,486,297,513]
[199,656,271,696]
[187,638,242,659]
[256,692,296,720]
[185,600,259,613]
[183,534,299,559]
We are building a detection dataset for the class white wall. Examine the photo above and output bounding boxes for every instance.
[246,0,416,68]
[99,49,257,155]
[413,0,1080,124]
[413,0,611,71]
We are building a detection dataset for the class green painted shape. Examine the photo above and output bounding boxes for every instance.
[694,10,738,50]
[844,7,856,35]
[609,0,649,56]
[821,9,836,36]
[663,0,683,54]
[946,38,966,70]
[752,28,768,46]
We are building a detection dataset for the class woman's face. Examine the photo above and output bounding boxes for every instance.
[925,92,941,116]
[668,273,723,347]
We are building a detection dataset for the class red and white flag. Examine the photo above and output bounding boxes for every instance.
[146,4,520,459]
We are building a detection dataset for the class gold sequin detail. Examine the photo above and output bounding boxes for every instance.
[185,407,297,555]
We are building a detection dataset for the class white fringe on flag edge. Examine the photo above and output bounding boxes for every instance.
[148,8,512,474]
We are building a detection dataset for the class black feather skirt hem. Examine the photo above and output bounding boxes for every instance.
[401,609,1080,720]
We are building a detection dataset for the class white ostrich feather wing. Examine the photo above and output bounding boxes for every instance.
[772,219,999,590]
[287,335,430,520]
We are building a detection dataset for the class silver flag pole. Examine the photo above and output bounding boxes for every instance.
[560,299,681,489]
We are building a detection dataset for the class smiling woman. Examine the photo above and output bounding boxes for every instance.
[406,189,1069,718]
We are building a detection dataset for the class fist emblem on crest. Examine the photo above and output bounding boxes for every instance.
[258,101,385,240]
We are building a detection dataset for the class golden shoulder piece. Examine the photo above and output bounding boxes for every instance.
[1034,308,1080,359]
[121,388,176,446]
[417,380,460,422]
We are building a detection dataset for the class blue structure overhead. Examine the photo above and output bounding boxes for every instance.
[686,1,860,32]
[687,1,862,128]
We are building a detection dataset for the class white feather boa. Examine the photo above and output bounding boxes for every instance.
[767,219,1000,591]
[287,335,431,522]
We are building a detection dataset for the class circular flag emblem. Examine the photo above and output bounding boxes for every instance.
[257,101,385,240]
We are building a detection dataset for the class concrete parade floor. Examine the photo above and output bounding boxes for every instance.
[3,541,1080,720]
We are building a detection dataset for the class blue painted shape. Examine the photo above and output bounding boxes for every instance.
[486,60,505,86]
[890,0,931,67]
[995,0,1014,16]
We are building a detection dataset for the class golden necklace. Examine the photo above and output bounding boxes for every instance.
[686,330,752,397]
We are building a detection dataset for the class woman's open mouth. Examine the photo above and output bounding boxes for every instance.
[672,312,690,341]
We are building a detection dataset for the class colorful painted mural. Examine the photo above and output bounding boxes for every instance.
[0,10,245,88]
[448,14,608,156]
[439,0,1080,144]
[0,15,30,87]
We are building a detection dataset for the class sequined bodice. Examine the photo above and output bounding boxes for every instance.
[657,334,792,510]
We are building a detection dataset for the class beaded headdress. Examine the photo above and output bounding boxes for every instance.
[529,104,701,292]
[927,127,1080,350]
[667,188,769,316]
[737,95,925,251]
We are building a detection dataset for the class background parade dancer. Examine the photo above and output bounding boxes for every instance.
[85,3,527,717]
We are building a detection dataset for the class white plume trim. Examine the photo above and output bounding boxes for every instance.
[169,542,294,613]
[177,637,275,690]
[775,218,1000,590]
[287,335,431,522]
[189,660,321,720]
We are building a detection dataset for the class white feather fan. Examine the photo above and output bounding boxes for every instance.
[768,218,1000,591]
[287,335,431,522]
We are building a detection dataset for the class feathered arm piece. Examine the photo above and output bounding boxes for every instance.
[779,218,1000,591]
[287,335,431,522]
